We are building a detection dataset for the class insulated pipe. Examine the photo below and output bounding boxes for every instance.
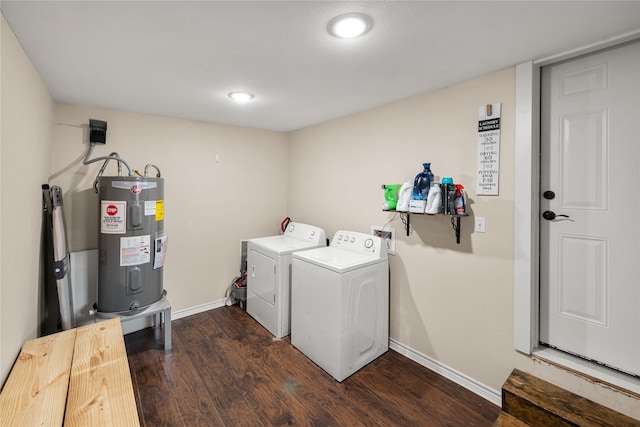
[83,143,133,176]
[92,150,132,193]
[98,152,124,177]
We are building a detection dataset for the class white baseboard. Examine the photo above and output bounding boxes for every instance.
[389,338,501,407]
[172,298,227,320]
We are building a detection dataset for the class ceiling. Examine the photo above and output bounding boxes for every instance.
[2,1,639,132]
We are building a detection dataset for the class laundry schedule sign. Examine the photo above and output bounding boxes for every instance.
[476,103,501,195]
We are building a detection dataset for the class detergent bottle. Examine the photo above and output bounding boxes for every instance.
[382,184,402,210]
[425,181,442,214]
[412,163,434,200]
[454,184,466,215]
[396,180,413,212]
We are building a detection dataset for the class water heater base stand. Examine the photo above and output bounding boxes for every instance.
[95,292,171,350]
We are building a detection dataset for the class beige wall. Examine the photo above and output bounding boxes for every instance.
[288,69,516,392]
[0,15,55,381]
[51,105,289,312]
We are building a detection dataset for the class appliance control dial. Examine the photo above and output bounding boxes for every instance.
[364,238,374,248]
[350,237,356,243]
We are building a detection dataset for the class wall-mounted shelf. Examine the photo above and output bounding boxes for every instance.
[383,210,468,244]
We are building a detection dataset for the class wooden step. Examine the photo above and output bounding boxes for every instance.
[493,411,530,426]
[501,369,639,427]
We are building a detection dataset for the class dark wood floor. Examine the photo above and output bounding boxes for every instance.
[125,306,500,426]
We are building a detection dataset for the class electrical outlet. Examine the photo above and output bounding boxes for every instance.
[475,217,486,233]
[371,226,395,254]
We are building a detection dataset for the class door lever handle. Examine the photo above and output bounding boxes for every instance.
[543,211,570,221]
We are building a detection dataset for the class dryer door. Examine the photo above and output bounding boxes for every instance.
[248,249,276,305]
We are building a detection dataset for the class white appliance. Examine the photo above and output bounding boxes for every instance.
[291,230,389,382]
[246,222,326,338]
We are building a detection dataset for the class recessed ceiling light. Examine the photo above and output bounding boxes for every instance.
[228,91,254,103]
[328,13,373,38]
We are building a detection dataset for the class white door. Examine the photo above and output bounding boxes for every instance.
[540,40,640,375]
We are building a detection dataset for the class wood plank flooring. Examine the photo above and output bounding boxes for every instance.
[124,306,500,426]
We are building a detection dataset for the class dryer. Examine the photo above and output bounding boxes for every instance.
[291,230,388,382]
[246,222,326,338]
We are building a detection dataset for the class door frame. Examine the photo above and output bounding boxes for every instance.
[514,29,640,387]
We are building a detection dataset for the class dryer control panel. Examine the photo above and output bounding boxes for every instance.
[285,222,327,245]
[331,230,387,258]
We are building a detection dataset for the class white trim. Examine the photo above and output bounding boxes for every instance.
[533,348,640,396]
[172,298,226,320]
[514,61,540,354]
[534,29,640,67]
[389,339,501,407]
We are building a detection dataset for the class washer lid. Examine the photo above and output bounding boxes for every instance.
[248,235,324,255]
[292,246,387,273]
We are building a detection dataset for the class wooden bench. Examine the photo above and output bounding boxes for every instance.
[0,318,140,426]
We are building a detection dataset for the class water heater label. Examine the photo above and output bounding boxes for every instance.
[144,200,156,216]
[155,200,164,221]
[101,201,126,234]
[120,235,151,266]
[154,235,168,269]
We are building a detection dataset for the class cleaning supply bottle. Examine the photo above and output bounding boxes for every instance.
[396,180,413,212]
[425,181,442,214]
[382,184,402,210]
[454,184,466,215]
[412,163,434,200]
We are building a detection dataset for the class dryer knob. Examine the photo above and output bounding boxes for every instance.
[311,230,316,236]
[364,238,374,248]
[350,237,356,243]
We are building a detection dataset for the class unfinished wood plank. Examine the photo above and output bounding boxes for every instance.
[502,369,639,427]
[64,318,139,427]
[0,329,76,426]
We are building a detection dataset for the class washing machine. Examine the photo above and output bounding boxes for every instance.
[246,222,326,338]
[291,230,389,382]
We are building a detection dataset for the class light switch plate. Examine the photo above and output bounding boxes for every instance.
[475,217,486,233]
